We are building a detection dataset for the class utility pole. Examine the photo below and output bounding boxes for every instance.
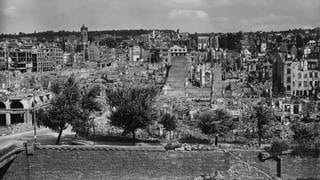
[33,90,37,143]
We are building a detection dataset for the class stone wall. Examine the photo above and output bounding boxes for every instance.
[230,149,320,179]
[3,145,270,180]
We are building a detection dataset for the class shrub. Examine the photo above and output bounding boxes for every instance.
[198,109,233,136]
[179,136,211,144]
[92,118,123,137]
[220,135,249,145]
[269,139,289,155]
[164,142,182,150]
[177,124,212,144]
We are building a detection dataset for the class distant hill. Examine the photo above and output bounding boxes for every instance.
[0,29,175,39]
[314,27,320,32]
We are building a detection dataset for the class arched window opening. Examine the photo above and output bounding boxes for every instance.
[10,101,24,109]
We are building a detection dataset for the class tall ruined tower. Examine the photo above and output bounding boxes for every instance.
[80,24,88,61]
[210,63,223,107]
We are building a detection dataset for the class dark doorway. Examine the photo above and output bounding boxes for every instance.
[0,114,6,126]
[293,104,300,114]
[11,114,24,124]
[0,102,6,126]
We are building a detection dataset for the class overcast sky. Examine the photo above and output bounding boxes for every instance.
[0,0,320,34]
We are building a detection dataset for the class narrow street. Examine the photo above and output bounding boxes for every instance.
[0,126,75,150]
[165,56,190,97]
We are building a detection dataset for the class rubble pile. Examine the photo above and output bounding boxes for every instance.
[0,123,33,136]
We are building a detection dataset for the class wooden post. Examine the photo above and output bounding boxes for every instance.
[215,134,218,146]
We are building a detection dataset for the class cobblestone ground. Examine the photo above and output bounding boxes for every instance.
[165,56,191,97]
[164,56,212,99]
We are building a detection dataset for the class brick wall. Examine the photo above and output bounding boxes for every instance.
[3,146,270,180]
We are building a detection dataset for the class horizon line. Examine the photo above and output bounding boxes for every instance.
[1,26,320,36]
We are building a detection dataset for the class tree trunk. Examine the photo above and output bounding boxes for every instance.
[276,157,281,178]
[258,133,262,147]
[132,130,136,145]
[56,128,63,145]
[257,121,262,147]
[93,124,96,144]
[92,118,96,145]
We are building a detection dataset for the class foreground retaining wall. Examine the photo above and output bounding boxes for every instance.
[3,145,271,180]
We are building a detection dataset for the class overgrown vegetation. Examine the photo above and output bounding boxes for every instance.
[37,75,101,144]
[268,139,290,156]
[159,113,176,140]
[290,122,320,157]
[239,105,278,147]
[198,109,235,137]
[105,85,159,144]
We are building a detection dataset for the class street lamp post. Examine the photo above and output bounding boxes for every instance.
[33,82,40,143]
[33,90,37,143]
